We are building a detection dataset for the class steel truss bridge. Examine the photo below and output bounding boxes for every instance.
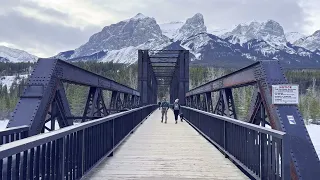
[0,50,319,180]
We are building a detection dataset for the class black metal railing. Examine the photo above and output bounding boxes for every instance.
[0,105,156,180]
[0,126,29,145]
[181,106,290,180]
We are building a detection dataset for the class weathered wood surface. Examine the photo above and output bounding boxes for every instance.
[82,109,249,180]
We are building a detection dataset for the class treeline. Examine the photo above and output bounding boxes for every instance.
[1,61,320,123]
[70,61,138,89]
[63,62,138,115]
[0,62,33,76]
[189,67,320,123]
[0,76,27,119]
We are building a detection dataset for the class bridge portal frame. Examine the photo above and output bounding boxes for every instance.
[138,50,189,105]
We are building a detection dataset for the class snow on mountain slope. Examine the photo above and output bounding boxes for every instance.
[100,38,171,64]
[159,21,184,39]
[180,33,213,59]
[294,30,320,52]
[286,32,306,44]
[222,20,287,47]
[53,50,75,60]
[0,46,38,63]
[208,28,230,37]
[0,74,29,92]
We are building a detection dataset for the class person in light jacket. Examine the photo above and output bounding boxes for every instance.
[173,99,181,124]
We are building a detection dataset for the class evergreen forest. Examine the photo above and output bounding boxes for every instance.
[1,61,320,125]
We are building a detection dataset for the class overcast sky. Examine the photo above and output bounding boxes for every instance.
[0,0,319,57]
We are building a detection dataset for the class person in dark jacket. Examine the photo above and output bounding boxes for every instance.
[173,99,181,124]
[160,97,169,123]
[158,101,161,110]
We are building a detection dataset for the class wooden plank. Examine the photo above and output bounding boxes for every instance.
[82,110,249,180]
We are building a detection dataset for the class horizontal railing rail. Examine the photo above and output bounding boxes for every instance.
[181,106,289,180]
[0,126,29,145]
[0,105,157,180]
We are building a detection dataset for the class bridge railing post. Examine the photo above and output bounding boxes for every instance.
[223,121,227,158]
[108,119,115,157]
[58,137,66,179]
[259,132,265,179]
[80,129,85,176]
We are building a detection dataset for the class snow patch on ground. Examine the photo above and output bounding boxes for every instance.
[0,74,29,91]
[306,124,320,157]
[0,119,9,129]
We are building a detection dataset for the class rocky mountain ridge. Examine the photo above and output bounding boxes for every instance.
[2,13,320,68]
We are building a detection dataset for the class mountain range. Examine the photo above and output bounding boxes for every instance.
[1,13,320,68]
[0,46,37,63]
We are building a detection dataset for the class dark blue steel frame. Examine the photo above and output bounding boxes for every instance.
[7,59,140,136]
[0,105,156,180]
[185,60,320,179]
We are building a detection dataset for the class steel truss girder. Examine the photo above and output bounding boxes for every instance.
[43,81,72,132]
[57,59,139,95]
[186,62,258,96]
[7,58,140,135]
[245,88,269,126]
[82,87,108,122]
[186,60,320,179]
[211,89,237,119]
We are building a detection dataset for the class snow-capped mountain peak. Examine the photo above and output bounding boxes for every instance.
[294,30,320,52]
[222,19,286,46]
[70,13,166,58]
[132,13,147,20]
[0,46,38,63]
[174,13,207,41]
[123,13,150,22]
[285,32,306,44]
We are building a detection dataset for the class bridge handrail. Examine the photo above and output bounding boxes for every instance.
[0,125,29,145]
[0,104,157,179]
[181,106,289,180]
[182,106,285,138]
[0,105,154,159]
[0,126,29,137]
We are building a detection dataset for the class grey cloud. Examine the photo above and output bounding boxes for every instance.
[119,0,308,33]
[0,8,100,57]
[0,0,314,57]
[20,1,69,20]
[0,0,20,8]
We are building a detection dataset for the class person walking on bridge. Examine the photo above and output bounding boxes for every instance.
[173,99,181,124]
[160,97,169,123]
[158,101,161,110]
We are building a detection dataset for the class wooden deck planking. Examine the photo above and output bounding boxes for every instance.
[82,109,249,180]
